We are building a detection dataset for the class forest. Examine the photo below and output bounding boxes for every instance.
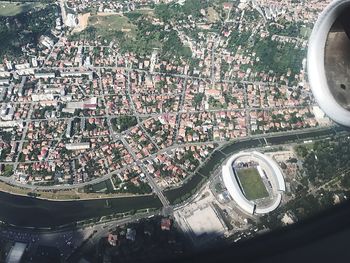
[0,3,57,61]
[295,135,350,186]
[260,134,350,230]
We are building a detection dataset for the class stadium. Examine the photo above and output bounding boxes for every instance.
[222,151,285,215]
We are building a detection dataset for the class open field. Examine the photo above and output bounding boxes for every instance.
[207,7,219,23]
[0,2,46,16]
[73,13,136,41]
[72,12,90,33]
[130,8,155,16]
[236,167,269,200]
[90,14,135,33]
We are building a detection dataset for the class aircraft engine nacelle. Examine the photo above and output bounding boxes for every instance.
[308,0,350,126]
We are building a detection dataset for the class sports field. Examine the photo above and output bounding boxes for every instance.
[236,167,269,200]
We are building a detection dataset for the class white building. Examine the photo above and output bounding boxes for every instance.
[65,142,91,151]
[66,13,78,27]
[222,151,285,215]
[0,79,10,85]
[34,72,56,79]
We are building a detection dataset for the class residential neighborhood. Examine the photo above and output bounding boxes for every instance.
[3,0,350,263]
[0,0,332,194]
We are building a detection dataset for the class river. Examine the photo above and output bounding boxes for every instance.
[0,192,161,227]
[0,126,347,228]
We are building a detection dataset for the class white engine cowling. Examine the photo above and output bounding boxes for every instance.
[308,0,350,126]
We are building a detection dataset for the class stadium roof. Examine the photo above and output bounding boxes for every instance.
[222,151,285,215]
[253,151,285,192]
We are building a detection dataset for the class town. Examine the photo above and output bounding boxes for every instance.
[0,0,333,195]
[2,0,350,262]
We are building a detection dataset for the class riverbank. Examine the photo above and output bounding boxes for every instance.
[164,126,348,204]
[0,191,162,227]
[0,126,347,228]
[0,180,150,201]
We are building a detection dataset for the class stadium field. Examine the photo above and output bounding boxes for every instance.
[236,167,269,200]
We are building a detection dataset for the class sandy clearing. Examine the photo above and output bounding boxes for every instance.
[72,12,90,33]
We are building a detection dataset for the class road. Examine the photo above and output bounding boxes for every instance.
[0,125,344,231]
[13,104,33,171]
[0,125,337,192]
[118,135,170,208]
[66,210,159,262]
[0,2,328,214]
[39,65,311,91]
[104,71,170,209]
[123,69,161,150]
[59,0,67,26]
[173,77,188,143]
[0,210,159,261]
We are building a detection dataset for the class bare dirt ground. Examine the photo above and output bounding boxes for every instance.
[72,12,90,33]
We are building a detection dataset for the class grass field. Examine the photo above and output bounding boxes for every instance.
[207,7,219,23]
[129,8,155,16]
[86,14,136,40]
[0,2,46,16]
[236,167,269,200]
